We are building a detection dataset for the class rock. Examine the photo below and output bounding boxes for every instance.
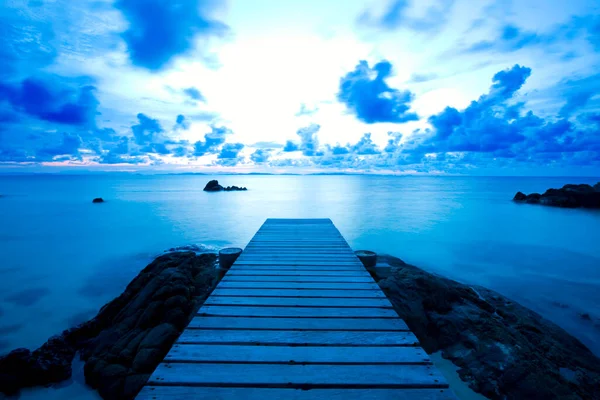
[92,198,104,203]
[377,254,600,400]
[203,180,247,191]
[203,180,224,191]
[0,251,218,399]
[0,335,76,395]
[513,191,527,201]
[514,184,600,208]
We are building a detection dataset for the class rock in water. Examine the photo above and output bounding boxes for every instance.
[513,192,526,201]
[513,183,600,208]
[377,254,600,399]
[0,252,218,399]
[203,180,224,191]
[92,198,104,203]
[203,180,247,191]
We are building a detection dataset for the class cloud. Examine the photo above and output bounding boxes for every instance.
[250,148,271,163]
[351,133,381,155]
[358,0,455,33]
[183,87,205,102]
[114,0,228,70]
[408,73,439,83]
[296,124,320,156]
[131,113,163,145]
[0,4,56,79]
[559,91,594,118]
[468,16,600,55]
[175,114,190,130]
[218,142,244,159]
[337,60,418,124]
[330,144,350,155]
[0,76,99,127]
[385,132,402,152]
[296,103,319,116]
[193,125,233,156]
[35,133,82,161]
[283,141,299,152]
[250,141,284,149]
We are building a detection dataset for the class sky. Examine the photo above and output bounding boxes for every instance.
[0,0,599,175]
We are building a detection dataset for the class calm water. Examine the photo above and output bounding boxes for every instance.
[1,174,599,361]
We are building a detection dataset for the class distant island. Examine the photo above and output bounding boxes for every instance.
[203,180,247,192]
[514,182,600,208]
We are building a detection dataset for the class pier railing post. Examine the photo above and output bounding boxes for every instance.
[218,247,242,280]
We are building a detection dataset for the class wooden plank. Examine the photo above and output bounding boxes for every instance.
[137,387,456,400]
[231,263,364,267]
[229,265,366,271]
[197,306,398,318]
[225,270,371,277]
[147,363,444,387]
[221,276,373,282]
[165,344,430,363]
[216,281,381,289]
[188,316,409,330]
[205,296,393,308]
[211,288,387,298]
[177,329,419,346]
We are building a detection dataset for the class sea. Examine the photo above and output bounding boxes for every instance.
[0,174,599,398]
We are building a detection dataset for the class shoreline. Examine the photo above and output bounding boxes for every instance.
[2,249,600,399]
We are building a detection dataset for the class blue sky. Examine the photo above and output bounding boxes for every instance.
[0,0,599,175]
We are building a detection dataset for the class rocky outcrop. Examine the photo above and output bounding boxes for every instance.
[203,180,247,192]
[92,198,105,203]
[377,254,600,400]
[514,183,600,208]
[0,252,218,399]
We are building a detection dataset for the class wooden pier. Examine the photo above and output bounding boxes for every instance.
[137,219,455,399]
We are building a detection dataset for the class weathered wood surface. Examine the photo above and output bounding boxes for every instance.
[138,218,454,399]
[187,316,410,331]
[176,329,420,346]
[147,363,447,387]
[164,344,430,363]
[137,387,457,400]
[211,287,388,298]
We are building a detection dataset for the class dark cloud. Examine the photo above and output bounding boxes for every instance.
[36,133,82,161]
[358,0,455,33]
[250,148,271,163]
[183,87,205,102]
[559,91,594,118]
[115,0,228,71]
[131,113,163,145]
[337,60,418,124]
[385,132,402,152]
[193,125,233,156]
[0,77,98,126]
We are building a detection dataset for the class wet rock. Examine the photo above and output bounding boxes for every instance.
[0,251,218,399]
[92,198,104,203]
[513,183,600,208]
[378,254,600,400]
